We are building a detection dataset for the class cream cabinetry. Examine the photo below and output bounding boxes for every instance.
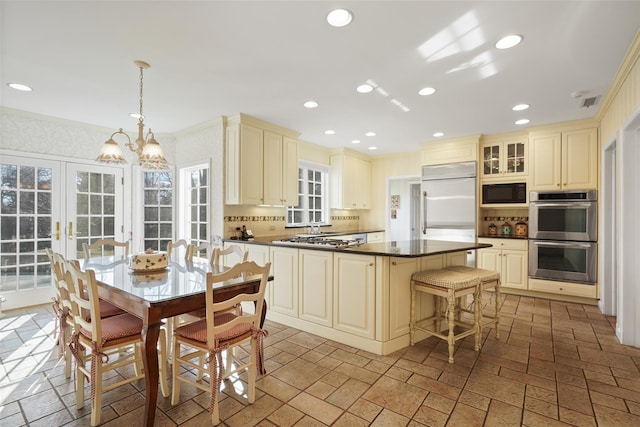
[420,135,479,166]
[477,238,528,290]
[263,132,298,206]
[330,151,371,209]
[388,257,419,339]
[480,136,527,180]
[299,249,333,327]
[529,278,597,298]
[225,114,299,205]
[529,127,598,191]
[269,246,299,317]
[333,253,376,339]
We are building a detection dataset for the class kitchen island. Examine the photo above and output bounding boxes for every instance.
[226,238,491,355]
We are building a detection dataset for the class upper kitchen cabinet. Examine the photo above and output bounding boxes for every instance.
[529,123,598,191]
[480,134,527,180]
[225,114,299,205]
[263,131,298,206]
[420,135,479,166]
[330,149,371,209]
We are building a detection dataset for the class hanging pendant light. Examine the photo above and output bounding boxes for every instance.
[96,60,169,170]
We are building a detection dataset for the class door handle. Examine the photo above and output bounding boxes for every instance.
[55,221,60,240]
[68,221,73,239]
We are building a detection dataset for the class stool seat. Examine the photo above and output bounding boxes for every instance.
[410,265,501,363]
[412,269,481,290]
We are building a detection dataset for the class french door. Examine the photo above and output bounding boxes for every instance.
[0,155,124,309]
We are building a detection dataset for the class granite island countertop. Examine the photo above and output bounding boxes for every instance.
[227,237,491,258]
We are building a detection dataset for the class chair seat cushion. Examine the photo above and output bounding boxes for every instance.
[99,299,126,318]
[79,313,143,344]
[174,312,253,344]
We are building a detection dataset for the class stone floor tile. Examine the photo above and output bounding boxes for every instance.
[270,358,329,389]
[412,405,448,426]
[447,402,487,426]
[325,378,369,409]
[406,372,461,401]
[525,395,558,419]
[287,392,342,425]
[557,382,593,416]
[522,410,573,426]
[164,399,206,425]
[559,406,597,427]
[332,412,369,426]
[362,376,428,418]
[484,400,522,426]
[422,392,456,414]
[305,380,336,400]
[593,403,640,426]
[348,397,383,422]
[370,408,410,426]
[333,361,381,384]
[266,403,305,426]
[466,370,525,408]
[458,389,491,412]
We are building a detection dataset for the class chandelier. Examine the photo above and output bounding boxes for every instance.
[96,60,169,170]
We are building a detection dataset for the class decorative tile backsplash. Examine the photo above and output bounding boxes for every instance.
[222,214,361,238]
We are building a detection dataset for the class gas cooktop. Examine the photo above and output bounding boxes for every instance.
[271,236,363,248]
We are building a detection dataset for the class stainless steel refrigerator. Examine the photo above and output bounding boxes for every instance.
[421,161,477,266]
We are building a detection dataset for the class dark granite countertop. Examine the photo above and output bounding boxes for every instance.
[228,237,491,258]
[478,234,529,240]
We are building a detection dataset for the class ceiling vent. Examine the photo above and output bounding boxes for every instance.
[580,95,600,108]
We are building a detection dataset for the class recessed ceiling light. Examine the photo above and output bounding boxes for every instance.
[512,103,530,111]
[324,130,335,135]
[327,9,353,27]
[303,101,318,109]
[368,146,377,151]
[8,82,32,92]
[365,131,376,137]
[433,132,444,137]
[418,87,436,96]
[515,119,530,125]
[495,34,523,49]
[351,140,361,144]
[357,84,374,93]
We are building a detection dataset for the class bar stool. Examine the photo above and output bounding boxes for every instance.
[444,265,501,340]
[410,269,481,363]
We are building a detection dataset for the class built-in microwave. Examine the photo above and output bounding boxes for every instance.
[482,182,527,205]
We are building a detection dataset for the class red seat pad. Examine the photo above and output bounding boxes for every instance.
[174,312,253,343]
[79,313,143,343]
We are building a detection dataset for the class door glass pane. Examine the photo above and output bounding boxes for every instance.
[185,166,208,253]
[1,162,53,293]
[76,169,120,258]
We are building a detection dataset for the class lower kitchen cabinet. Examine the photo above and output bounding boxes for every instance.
[299,249,333,327]
[388,257,419,339]
[333,253,376,339]
[477,238,528,290]
[269,246,299,317]
[529,278,598,298]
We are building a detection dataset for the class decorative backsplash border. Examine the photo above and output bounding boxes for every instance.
[224,216,285,222]
[483,216,528,222]
[331,215,360,221]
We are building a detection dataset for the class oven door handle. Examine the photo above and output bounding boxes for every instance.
[532,241,593,248]
[534,202,593,208]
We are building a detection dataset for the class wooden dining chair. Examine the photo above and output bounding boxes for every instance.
[82,238,130,258]
[46,248,75,378]
[166,239,189,259]
[171,260,271,426]
[210,244,248,266]
[65,261,169,426]
[186,241,214,262]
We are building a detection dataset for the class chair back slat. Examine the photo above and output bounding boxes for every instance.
[83,238,129,258]
[65,261,102,340]
[211,244,248,267]
[205,260,271,348]
[166,239,189,259]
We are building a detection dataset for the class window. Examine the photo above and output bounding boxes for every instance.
[186,166,209,255]
[287,162,328,226]
[142,171,173,251]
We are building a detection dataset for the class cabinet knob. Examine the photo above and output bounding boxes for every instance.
[392,261,397,265]
[559,287,564,291]
[369,263,374,267]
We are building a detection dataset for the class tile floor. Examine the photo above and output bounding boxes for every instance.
[1,294,640,426]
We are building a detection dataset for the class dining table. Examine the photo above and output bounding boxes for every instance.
[81,255,272,427]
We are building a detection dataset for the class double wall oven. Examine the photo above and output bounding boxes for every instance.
[528,190,597,284]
